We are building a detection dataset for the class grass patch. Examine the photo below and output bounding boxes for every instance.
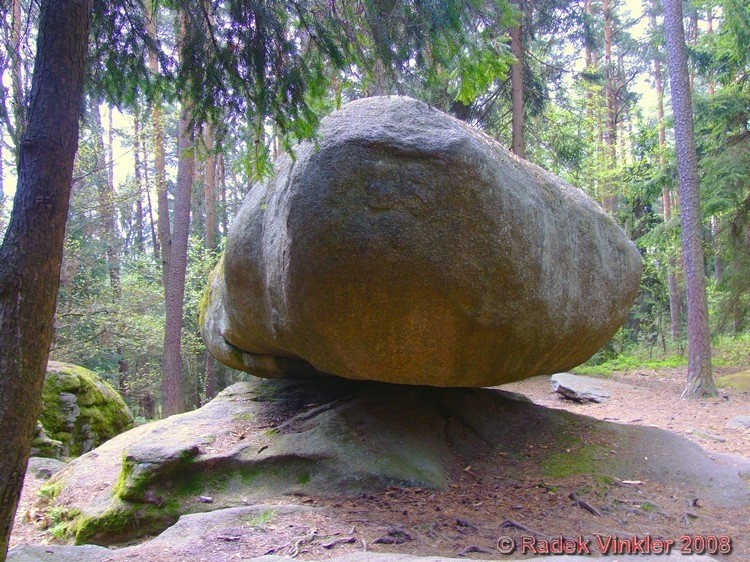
[574,354,687,376]
[38,480,64,501]
[44,506,82,540]
[244,508,276,528]
[541,445,602,479]
[577,333,749,377]
[716,371,750,392]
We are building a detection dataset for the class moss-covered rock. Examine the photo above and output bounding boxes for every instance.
[716,370,750,392]
[31,422,64,459]
[40,361,133,457]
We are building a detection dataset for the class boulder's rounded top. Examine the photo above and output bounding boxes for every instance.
[201,97,642,387]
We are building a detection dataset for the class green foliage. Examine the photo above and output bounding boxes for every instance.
[245,508,276,528]
[575,333,750,376]
[44,506,83,540]
[574,354,687,376]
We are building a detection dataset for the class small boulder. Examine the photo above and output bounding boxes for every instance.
[40,361,133,457]
[27,456,67,480]
[551,372,614,403]
[716,371,750,392]
[726,415,750,429]
[7,545,111,562]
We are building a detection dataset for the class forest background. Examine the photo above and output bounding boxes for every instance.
[0,0,748,420]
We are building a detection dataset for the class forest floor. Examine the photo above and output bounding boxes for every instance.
[10,366,750,561]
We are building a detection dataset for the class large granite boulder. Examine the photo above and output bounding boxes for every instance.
[40,361,134,457]
[201,96,642,387]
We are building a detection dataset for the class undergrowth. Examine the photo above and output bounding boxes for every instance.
[574,333,750,376]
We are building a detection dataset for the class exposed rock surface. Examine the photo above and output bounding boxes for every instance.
[727,415,750,429]
[550,372,630,403]
[6,544,721,562]
[34,380,749,549]
[26,457,67,480]
[39,361,133,457]
[200,96,642,387]
[8,545,111,562]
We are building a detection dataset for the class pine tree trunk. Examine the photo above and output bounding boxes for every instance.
[0,1,91,556]
[711,215,722,283]
[134,112,146,254]
[219,153,228,236]
[651,0,682,340]
[140,118,160,258]
[203,125,217,400]
[147,1,168,272]
[91,99,122,300]
[162,10,195,417]
[509,0,525,158]
[0,143,4,237]
[162,101,194,417]
[204,126,217,253]
[663,0,716,398]
[8,0,26,152]
[603,0,618,212]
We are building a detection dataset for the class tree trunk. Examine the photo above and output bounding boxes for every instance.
[91,99,122,300]
[0,143,4,237]
[162,100,194,416]
[711,215,722,283]
[509,0,525,158]
[663,0,716,398]
[91,99,129,394]
[706,7,715,95]
[0,1,91,557]
[147,0,168,271]
[8,0,26,152]
[140,115,160,258]
[203,125,217,400]
[602,0,618,212]
[651,0,682,340]
[133,111,146,254]
[204,126,217,253]
[218,153,228,236]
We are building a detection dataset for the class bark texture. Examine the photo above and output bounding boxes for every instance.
[509,0,525,158]
[161,101,194,417]
[663,0,716,397]
[650,0,682,340]
[0,0,91,557]
[147,1,168,268]
[602,0,618,212]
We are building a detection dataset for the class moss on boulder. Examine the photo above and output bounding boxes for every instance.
[716,370,750,392]
[40,361,133,457]
[31,422,64,459]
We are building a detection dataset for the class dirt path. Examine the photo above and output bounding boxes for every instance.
[503,368,750,459]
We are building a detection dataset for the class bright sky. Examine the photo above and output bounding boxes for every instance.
[1,106,138,203]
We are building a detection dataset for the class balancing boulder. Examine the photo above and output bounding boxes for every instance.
[200,96,642,387]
